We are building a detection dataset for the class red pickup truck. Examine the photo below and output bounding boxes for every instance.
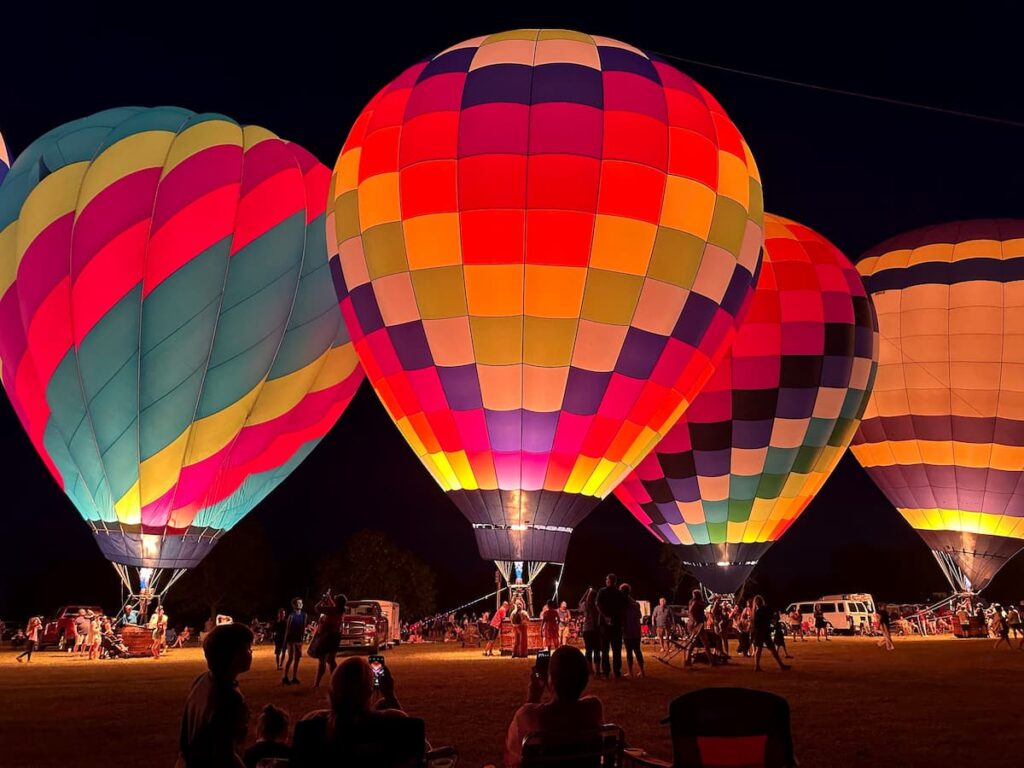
[339,601,390,653]
[40,606,103,650]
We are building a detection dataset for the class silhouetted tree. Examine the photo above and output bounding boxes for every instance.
[318,530,437,618]
[165,518,277,623]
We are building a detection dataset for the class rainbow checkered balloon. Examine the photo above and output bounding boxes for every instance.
[330,30,764,563]
[0,107,363,571]
[616,215,878,594]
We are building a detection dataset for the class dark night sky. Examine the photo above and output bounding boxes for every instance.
[2,4,1023,620]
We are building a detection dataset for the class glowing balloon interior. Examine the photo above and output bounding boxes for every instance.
[851,220,1024,593]
[616,215,878,594]
[330,29,764,563]
[0,107,363,587]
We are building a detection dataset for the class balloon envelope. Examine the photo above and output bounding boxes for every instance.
[851,219,1024,592]
[0,131,9,186]
[616,215,878,594]
[330,29,764,563]
[0,107,363,570]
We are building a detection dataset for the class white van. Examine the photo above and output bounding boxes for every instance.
[785,594,876,636]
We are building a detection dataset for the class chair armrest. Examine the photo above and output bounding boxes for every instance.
[426,744,458,762]
[623,748,672,768]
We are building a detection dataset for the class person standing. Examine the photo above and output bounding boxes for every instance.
[73,609,90,656]
[751,596,791,671]
[540,600,559,651]
[283,597,307,685]
[16,617,42,663]
[773,611,793,659]
[651,598,672,655]
[1006,604,1022,640]
[685,589,716,666]
[557,601,572,648]
[87,613,102,661]
[596,573,626,678]
[813,605,829,641]
[734,600,752,657]
[789,606,805,642]
[876,603,895,651]
[620,583,645,678]
[312,591,346,689]
[175,624,253,768]
[151,606,169,659]
[579,588,602,675]
[485,601,509,657]
[272,609,287,671]
[511,597,529,658]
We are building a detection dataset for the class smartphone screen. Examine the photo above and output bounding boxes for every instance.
[534,649,551,678]
[369,655,385,688]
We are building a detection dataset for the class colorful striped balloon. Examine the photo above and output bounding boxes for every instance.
[0,107,363,574]
[616,215,878,594]
[851,220,1024,592]
[0,131,10,187]
[331,30,764,564]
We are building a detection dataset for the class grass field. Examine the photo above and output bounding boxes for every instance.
[2,635,1023,767]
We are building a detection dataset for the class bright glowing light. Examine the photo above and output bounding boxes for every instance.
[717,561,731,567]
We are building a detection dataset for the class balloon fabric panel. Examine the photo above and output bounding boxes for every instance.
[331,30,765,562]
[615,214,878,594]
[0,108,363,569]
[851,219,1024,592]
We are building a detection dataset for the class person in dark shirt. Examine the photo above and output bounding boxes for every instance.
[751,596,791,671]
[685,589,716,666]
[175,623,253,768]
[283,598,307,686]
[312,591,347,689]
[243,704,291,768]
[271,608,287,671]
[876,603,895,651]
[596,573,626,678]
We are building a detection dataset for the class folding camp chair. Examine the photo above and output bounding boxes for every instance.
[623,688,797,768]
[521,724,624,768]
[290,714,458,767]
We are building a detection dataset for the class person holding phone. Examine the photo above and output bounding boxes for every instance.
[504,646,604,768]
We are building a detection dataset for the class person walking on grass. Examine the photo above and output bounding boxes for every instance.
[773,611,793,659]
[283,597,308,685]
[876,603,895,651]
[16,617,42,663]
[752,596,791,672]
[991,605,1013,650]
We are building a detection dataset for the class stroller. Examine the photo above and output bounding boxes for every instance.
[101,630,131,659]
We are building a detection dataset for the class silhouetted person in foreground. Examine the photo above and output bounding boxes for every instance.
[243,704,291,768]
[291,656,405,766]
[504,645,604,768]
[176,623,254,768]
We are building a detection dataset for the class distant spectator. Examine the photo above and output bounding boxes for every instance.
[541,600,559,650]
[620,583,645,678]
[175,623,254,768]
[773,611,792,659]
[504,645,603,768]
[579,588,603,676]
[991,605,1012,650]
[243,704,291,768]
[789,606,805,642]
[557,601,572,647]
[876,604,894,651]
[484,601,508,657]
[685,589,715,666]
[813,605,829,641]
[312,591,346,689]
[1007,604,1022,639]
[16,617,42,663]
[173,627,193,649]
[596,573,627,677]
[152,606,169,659]
[651,597,672,655]
[73,609,90,656]
[751,596,791,671]
[283,598,307,686]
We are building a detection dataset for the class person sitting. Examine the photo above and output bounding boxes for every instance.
[175,623,254,768]
[173,627,193,648]
[243,704,292,768]
[291,656,407,765]
[504,645,604,768]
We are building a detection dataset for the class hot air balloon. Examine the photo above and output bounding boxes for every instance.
[329,29,764,591]
[850,220,1024,594]
[0,131,10,186]
[616,215,879,594]
[0,107,363,596]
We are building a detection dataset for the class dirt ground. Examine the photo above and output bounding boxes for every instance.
[1,635,1022,767]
